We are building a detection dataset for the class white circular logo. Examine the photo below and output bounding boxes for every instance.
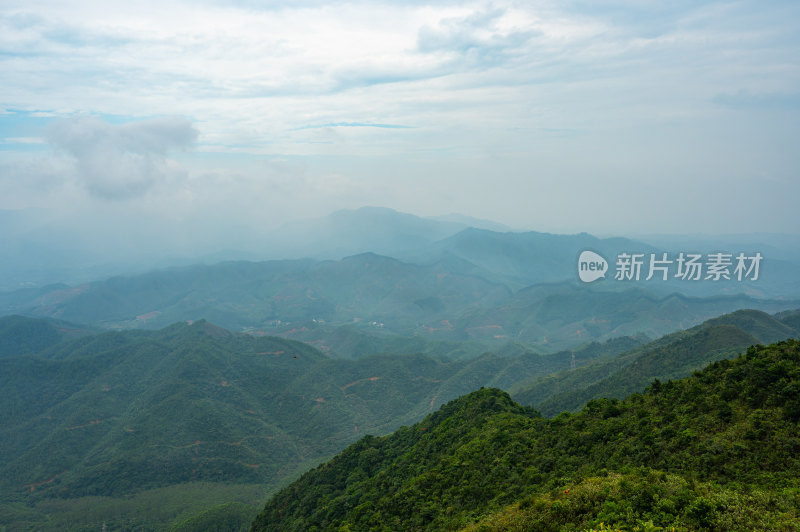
[578,250,608,283]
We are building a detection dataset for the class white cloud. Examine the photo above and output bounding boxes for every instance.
[3,137,44,144]
[0,0,798,235]
[46,116,197,199]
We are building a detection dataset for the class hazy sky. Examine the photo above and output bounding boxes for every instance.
[1,0,799,239]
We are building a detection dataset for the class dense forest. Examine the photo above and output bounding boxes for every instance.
[0,316,635,529]
[253,339,800,531]
[0,310,797,529]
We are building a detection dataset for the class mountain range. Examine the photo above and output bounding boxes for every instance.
[0,308,797,529]
[1,252,797,358]
[2,206,799,298]
[1,205,799,530]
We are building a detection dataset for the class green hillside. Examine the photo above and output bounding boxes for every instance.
[1,311,795,530]
[0,321,335,530]
[413,228,652,289]
[0,322,326,493]
[2,253,796,357]
[776,309,800,333]
[513,309,799,416]
[253,339,800,531]
[454,283,797,352]
[0,315,94,358]
[0,317,636,530]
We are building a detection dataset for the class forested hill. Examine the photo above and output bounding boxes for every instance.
[0,315,95,358]
[252,339,800,531]
[1,311,797,529]
[0,316,635,529]
[2,252,797,356]
[512,308,799,416]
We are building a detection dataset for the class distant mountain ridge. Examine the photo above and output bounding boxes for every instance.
[3,205,799,298]
[269,206,470,260]
[1,253,796,355]
[5,208,798,357]
[403,227,652,288]
[424,212,514,233]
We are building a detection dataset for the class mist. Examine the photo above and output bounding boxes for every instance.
[1,0,799,287]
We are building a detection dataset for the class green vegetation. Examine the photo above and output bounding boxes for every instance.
[1,251,796,356]
[252,339,800,531]
[0,317,636,530]
[0,315,94,358]
[463,472,800,531]
[776,309,800,334]
[513,309,799,416]
[0,482,264,531]
[170,502,258,532]
[0,310,796,530]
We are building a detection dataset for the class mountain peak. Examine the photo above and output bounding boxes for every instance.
[190,319,233,339]
[426,387,536,427]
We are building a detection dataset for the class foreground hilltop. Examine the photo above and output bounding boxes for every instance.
[253,339,800,531]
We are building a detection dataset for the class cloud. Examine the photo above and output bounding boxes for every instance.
[3,136,44,144]
[47,116,198,199]
[294,122,415,130]
[713,91,800,110]
[1,0,798,236]
[417,8,536,68]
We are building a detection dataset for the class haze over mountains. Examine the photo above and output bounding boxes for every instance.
[0,207,511,291]
[1,206,799,530]
[1,252,796,357]
[2,206,798,297]
[2,206,798,360]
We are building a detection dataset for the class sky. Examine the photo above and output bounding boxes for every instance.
[1,0,799,249]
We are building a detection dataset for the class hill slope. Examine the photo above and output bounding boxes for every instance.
[2,253,795,356]
[1,311,796,530]
[0,315,94,358]
[252,339,800,531]
[513,309,799,416]
[0,317,636,530]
